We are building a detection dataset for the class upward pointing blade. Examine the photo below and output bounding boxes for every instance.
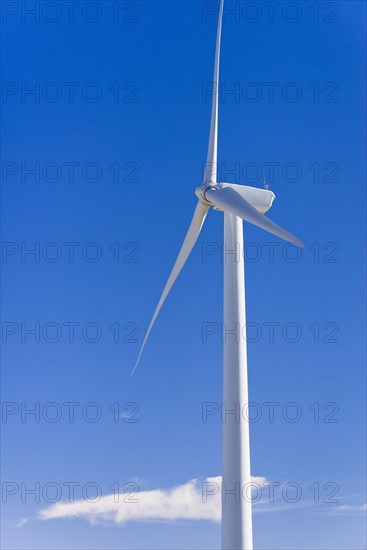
[206,186,304,247]
[204,0,224,185]
[131,200,209,375]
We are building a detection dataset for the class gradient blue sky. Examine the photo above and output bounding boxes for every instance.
[1,1,366,549]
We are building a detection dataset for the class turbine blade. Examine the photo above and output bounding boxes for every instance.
[131,201,209,375]
[204,0,224,185]
[206,186,304,247]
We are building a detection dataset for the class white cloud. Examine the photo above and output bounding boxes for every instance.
[38,476,267,525]
[16,518,29,527]
[323,503,367,516]
[35,477,366,526]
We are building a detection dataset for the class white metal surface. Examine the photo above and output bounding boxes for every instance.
[204,0,224,184]
[222,183,275,213]
[206,186,304,247]
[222,213,253,550]
[131,200,208,375]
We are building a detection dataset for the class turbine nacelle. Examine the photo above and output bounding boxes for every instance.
[196,183,275,214]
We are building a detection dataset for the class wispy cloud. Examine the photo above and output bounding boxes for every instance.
[16,518,29,527]
[31,476,366,527]
[322,503,367,516]
[37,476,267,525]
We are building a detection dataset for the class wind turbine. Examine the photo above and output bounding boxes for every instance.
[132,1,303,549]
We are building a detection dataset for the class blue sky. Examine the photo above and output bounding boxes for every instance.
[1,1,366,549]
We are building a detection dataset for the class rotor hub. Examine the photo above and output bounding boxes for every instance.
[195,183,221,206]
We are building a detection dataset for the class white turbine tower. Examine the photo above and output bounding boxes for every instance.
[132,1,303,549]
